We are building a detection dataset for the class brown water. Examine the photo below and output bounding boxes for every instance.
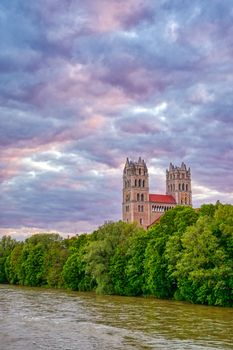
[0,284,232,350]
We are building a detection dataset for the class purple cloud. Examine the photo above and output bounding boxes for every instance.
[0,0,233,239]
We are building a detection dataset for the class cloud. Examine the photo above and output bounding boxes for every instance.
[0,0,233,239]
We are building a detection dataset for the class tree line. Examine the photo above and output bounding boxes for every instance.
[0,203,232,307]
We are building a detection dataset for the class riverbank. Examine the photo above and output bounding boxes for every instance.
[1,203,232,307]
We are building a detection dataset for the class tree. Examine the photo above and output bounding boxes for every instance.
[43,241,68,288]
[174,214,232,306]
[0,236,18,283]
[5,243,24,284]
[124,230,150,296]
[16,233,64,287]
[85,221,143,294]
[62,234,95,291]
[144,206,198,298]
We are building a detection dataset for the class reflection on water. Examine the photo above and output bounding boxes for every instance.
[0,285,232,350]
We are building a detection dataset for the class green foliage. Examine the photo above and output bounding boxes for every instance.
[85,221,144,294]
[174,208,233,306]
[1,204,232,307]
[5,243,24,284]
[43,242,69,288]
[0,236,18,283]
[22,243,46,286]
[199,203,217,217]
[124,230,151,296]
[144,206,198,298]
[62,234,95,291]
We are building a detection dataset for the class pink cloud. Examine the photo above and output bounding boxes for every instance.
[84,0,148,32]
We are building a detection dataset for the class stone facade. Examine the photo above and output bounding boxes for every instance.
[166,162,192,206]
[122,157,192,229]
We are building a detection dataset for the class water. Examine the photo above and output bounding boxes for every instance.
[0,285,232,350]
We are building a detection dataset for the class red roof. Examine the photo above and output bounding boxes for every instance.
[149,194,176,204]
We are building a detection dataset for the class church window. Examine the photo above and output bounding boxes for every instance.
[139,179,141,187]
[137,193,140,201]
[139,168,141,175]
[138,205,140,212]
[173,184,175,191]
[186,184,188,191]
[142,180,145,187]
[182,183,185,191]
[135,179,137,187]
[141,194,144,201]
[179,183,181,190]
[182,173,185,179]
[141,205,143,212]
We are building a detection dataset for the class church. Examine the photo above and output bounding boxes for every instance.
[122,157,192,229]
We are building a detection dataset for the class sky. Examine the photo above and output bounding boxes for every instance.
[1,0,233,240]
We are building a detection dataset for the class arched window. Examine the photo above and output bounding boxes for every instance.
[141,205,143,212]
[186,184,188,191]
[141,194,144,201]
[135,179,137,187]
[140,218,143,225]
[179,183,181,190]
[139,179,141,187]
[173,184,175,191]
[138,205,140,212]
[142,180,145,187]
[182,183,185,191]
[137,193,140,201]
[139,168,141,175]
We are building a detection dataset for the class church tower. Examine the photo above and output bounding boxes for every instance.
[122,157,150,229]
[166,162,192,206]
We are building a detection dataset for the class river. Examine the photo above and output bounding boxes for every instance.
[0,284,232,350]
